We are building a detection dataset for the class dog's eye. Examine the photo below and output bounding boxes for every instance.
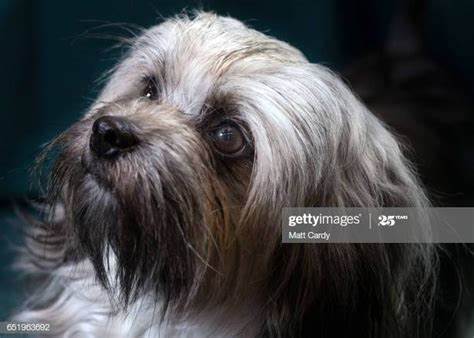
[142,77,158,100]
[211,123,245,155]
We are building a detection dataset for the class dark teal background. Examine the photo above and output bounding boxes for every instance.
[1,0,473,327]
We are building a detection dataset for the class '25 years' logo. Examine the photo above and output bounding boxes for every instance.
[378,215,396,226]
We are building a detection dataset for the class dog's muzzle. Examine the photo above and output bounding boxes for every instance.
[90,116,139,158]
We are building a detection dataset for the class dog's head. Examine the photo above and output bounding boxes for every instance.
[40,12,434,337]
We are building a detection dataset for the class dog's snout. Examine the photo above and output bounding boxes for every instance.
[90,116,139,158]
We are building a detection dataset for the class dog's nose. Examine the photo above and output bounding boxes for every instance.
[90,116,139,158]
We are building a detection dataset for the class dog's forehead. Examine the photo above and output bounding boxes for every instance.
[97,13,306,115]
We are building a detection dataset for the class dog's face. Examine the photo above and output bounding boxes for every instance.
[44,12,432,335]
[51,12,310,306]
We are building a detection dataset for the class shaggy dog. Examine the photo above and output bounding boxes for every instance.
[15,12,436,338]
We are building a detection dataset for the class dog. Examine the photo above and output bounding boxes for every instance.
[15,12,437,338]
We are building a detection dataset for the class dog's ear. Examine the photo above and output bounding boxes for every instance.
[242,64,428,214]
[241,65,433,337]
[318,96,428,208]
[302,65,428,208]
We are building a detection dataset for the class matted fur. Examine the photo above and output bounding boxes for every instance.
[15,12,436,338]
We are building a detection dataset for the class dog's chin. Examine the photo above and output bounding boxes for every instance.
[59,147,199,307]
[79,150,114,191]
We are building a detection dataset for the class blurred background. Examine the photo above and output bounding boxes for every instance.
[0,0,473,336]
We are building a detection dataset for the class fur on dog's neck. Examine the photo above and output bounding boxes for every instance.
[15,250,261,338]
